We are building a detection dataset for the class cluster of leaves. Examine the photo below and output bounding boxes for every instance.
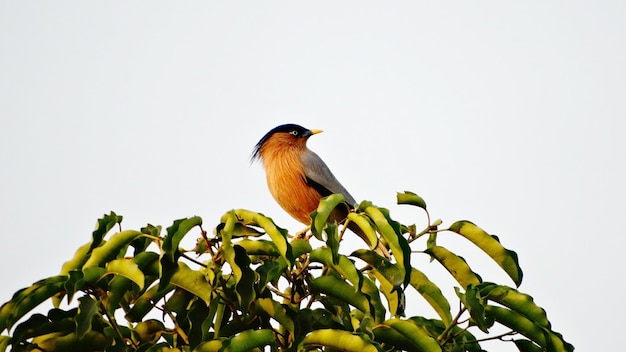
[0,192,573,351]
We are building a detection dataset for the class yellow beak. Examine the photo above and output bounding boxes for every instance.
[310,129,323,135]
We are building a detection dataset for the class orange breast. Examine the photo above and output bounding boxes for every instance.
[260,139,321,224]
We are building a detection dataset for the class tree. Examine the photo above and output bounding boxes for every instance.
[0,192,573,351]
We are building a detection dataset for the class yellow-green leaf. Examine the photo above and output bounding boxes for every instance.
[222,329,276,352]
[364,206,411,285]
[300,329,380,352]
[346,213,379,250]
[255,298,295,335]
[60,241,93,275]
[163,217,203,262]
[480,284,549,326]
[373,318,442,352]
[396,191,427,210]
[311,248,363,291]
[105,258,145,290]
[425,246,481,288]
[409,269,452,325]
[230,209,292,264]
[170,262,213,306]
[309,276,371,317]
[236,239,280,256]
[448,221,523,286]
[310,194,346,240]
[82,230,143,268]
[0,276,66,332]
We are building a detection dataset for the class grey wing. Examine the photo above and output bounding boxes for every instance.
[301,150,356,206]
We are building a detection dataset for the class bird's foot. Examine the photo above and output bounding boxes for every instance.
[295,226,311,240]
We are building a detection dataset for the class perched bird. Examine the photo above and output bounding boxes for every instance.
[252,123,385,253]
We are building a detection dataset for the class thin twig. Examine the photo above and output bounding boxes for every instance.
[181,252,208,268]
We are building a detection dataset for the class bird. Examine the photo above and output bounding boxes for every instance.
[252,123,386,254]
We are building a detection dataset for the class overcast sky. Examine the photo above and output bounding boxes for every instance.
[1,2,624,351]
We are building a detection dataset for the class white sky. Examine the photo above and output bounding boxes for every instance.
[1,2,624,351]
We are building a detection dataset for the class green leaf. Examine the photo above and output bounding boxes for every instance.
[90,211,123,250]
[236,239,280,256]
[396,191,427,210]
[311,248,363,291]
[141,342,174,352]
[351,250,406,317]
[31,331,111,351]
[81,266,106,285]
[364,206,411,286]
[230,223,265,237]
[425,246,481,288]
[485,305,547,347]
[170,262,213,306]
[219,211,241,282]
[325,222,340,265]
[407,316,482,352]
[194,339,225,352]
[227,209,292,265]
[133,251,160,278]
[486,293,573,351]
[310,194,347,240]
[309,275,371,318]
[300,329,381,352]
[125,283,175,322]
[0,335,10,351]
[233,245,256,311]
[514,339,543,352]
[373,318,442,352]
[409,269,453,326]
[290,238,313,257]
[360,276,387,324]
[75,296,97,339]
[133,223,161,254]
[352,249,404,287]
[219,220,258,313]
[105,275,134,313]
[448,221,523,286]
[372,270,404,317]
[455,286,488,333]
[485,305,573,351]
[53,241,94,308]
[11,310,75,346]
[222,329,276,352]
[60,242,93,276]
[187,299,211,347]
[256,258,288,289]
[479,283,550,328]
[61,270,84,306]
[133,319,165,344]
[105,258,145,290]
[162,216,203,262]
[0,276,67,332]
[346,213,379,250]
[82,230,143,268]
[255,298,296,335]
[159,252,179,292]
[164,288,195,317]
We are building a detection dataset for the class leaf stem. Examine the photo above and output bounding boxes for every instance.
[181,252,208,268]
[438,305,467,344]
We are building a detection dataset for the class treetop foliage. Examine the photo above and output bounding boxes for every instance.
[0,191,573,351]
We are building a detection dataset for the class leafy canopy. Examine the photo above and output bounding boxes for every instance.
[0,192,573,352]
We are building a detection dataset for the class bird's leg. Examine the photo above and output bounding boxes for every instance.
[295,225,311,239]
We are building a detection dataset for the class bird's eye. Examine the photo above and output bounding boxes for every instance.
[290,130,299,136]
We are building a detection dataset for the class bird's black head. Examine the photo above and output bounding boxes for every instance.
[251,124,315,161]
